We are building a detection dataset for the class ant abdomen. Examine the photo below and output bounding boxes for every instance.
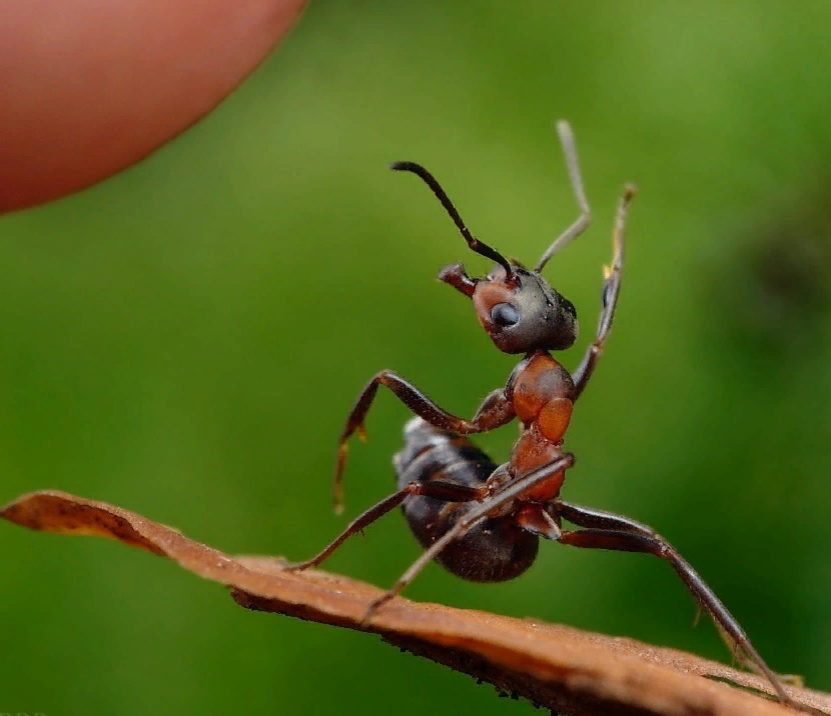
[394,418,538,582]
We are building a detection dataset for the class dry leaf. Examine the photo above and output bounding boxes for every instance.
[3,489,829,716]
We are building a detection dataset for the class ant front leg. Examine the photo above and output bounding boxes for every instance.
[572,184,636,399]
[553,499,801,709]
[534,120,592,272]
[286,480,486,572]
[333,373,514,511]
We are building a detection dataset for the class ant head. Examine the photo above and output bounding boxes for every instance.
[391,159,578,355]
[439,261,578,353]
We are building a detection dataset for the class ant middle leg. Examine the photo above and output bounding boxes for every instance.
[571,184,636,399]
[553,499,797,708]
[361,453,574,623]
[334,373,514,511]
[286,479,487,572]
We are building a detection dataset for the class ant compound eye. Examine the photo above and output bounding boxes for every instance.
[491,302,519,327]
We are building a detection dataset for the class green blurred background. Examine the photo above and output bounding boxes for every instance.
[3,1,831,713]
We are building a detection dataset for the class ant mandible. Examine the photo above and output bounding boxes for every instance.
[287,121,799,708]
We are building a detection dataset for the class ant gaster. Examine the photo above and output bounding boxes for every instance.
[287,121,800,709]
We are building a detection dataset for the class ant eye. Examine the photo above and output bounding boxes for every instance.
[491,303,519,327]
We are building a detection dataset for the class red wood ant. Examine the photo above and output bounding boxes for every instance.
[287,121,801,709]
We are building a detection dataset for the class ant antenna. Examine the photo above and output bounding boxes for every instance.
[391,161,514,279]
[535,120,592,273]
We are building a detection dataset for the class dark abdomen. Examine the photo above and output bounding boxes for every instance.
[393,417,538,583]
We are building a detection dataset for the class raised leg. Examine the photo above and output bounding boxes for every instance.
[553,499,798,708]
[361,453,575,622]
[287,479,487,572]
[333,372,514,512]
[535,121,592,272]
[571,184,636,399]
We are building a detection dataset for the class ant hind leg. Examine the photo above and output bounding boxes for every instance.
[554,499,802,709]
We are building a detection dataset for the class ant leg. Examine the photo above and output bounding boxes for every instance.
[334,374,514,512]
[571,184,636,399]
[286,480,487,572]
[362,453,574,622]
[555,499,656,535]
[553,502,796,708]
[535,121,592,272]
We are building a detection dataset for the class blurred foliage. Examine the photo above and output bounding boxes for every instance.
[3,1,831,714]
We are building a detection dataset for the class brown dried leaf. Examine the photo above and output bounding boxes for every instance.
[3,489,829,716]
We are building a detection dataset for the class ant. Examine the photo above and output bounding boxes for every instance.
[287,121,803,710]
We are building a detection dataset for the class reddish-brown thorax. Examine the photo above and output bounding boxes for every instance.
[508,350,575,501]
